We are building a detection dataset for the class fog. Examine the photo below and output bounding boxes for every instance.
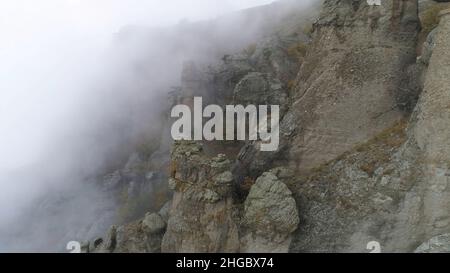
[0,0,314,252]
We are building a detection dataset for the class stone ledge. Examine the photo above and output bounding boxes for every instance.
[439,8,450,18]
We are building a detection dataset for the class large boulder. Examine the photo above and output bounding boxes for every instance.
[240,172,299,253]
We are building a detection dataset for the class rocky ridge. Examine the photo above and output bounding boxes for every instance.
[86,0,450,253]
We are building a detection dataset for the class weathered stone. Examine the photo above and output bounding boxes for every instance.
[233,72,288,115]
[162,142,239,253]
[420,28,438,66]
[84,0,450,254]
[213,171,234,185]
[235,0,420,180]
[241,172,299,253]
[415,234,450,253]
[142,213,166,234]
[158,201,172,223]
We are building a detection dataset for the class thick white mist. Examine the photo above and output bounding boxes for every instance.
[0,0,275,228]
[0,0,321,252]
[0,0,275,171]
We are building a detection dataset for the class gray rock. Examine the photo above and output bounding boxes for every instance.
[420,28,438,66]
[142,213,166,234]
[236,0,420,180]
[158,201,172,223]
[213,171,234,185]
[84,0,450,254]
[243,172,299,234]
[233,72,288,115]
[93,219,164,253]
[162,142,239,253]
[200,189,221,203]
[241,172,299,253]
[168,178,177,190]
[415,234,450,253]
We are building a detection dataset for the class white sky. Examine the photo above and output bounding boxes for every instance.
[0,0,275,172]
[0,0,275,47]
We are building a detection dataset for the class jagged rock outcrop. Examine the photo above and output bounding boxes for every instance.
[89,1,450,254]
[161,142,300,253]
[161,142,240,252]
[233,72,288,115]
[89,10,309,251]
[415,233,450,253]
[235,0,420,180]
[89,208,167,253]
[240,172,299,253]
[401,7,450,248]
[101,151,170,225]
[287,7,450,252]
[285,119,415,252]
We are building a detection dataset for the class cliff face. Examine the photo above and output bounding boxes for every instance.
[289,1,450,252]
[237,0,420,178]
[88,0,450,253]
[409,8,450,252]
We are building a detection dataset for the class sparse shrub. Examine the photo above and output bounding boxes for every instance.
[360,162,377,176]
[354,120,407,153]
[287,42,308,62]
[169,160,177,178]
[305,120,407,181]
[137,141,159,160]
[372,120,407,148]
[287,80,296,91]
[243,43,257,57]
[302,23,313,37]
[241,176,256,193]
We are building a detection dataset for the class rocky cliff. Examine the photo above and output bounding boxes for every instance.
[86,0,450,253]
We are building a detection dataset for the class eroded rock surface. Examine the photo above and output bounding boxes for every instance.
[241,172,299,253]
[161,142,240,253]
[236,0,420,179]
[88,2,450,254]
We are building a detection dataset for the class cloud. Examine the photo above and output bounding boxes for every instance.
[0,0,314,251]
